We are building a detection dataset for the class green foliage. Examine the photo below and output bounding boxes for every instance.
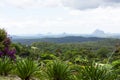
[75,63,117,80]
[0,28,119,79]
[112,60,120,78]
[46,60,72,80]
[0,57,13,76]
[112,60,120,69]
[40,53,57,60]
[0,28,7,51]
[0,28,7,42]
[15,58,39,80]
[97,47,111,58]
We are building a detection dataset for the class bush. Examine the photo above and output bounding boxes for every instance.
[16,58,39,80]
[46,60,72,80]
[75,62,117,80]
[112,60,120,78]
[0,57,13,76]
[0,28,7,42]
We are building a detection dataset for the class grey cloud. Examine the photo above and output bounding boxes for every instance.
[105,0,120,3]
[62,0,101,10]
[62,0,120,10]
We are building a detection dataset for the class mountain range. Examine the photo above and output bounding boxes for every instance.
[11,29,120,39]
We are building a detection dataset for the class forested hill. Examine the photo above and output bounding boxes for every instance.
[12,36,107,45]
[37,36,105,43]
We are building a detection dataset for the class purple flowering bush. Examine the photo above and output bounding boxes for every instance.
[0,28,16,60]
[0,28,16,76]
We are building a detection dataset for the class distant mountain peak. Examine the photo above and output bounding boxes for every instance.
[91,29,107,37]
[92,29,105,35]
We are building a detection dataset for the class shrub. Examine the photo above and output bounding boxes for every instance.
[75,63,117,80]
[0,57,13,76]
[0,28,7,42]
[112,60,120,78]
[0,28,16,60]
[16,58,39,80]
[46,60,72,80]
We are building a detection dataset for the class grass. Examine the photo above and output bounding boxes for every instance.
[0,75,21,80]
[0,75,39,80]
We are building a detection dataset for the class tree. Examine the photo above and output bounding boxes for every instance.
[0,28,16,60]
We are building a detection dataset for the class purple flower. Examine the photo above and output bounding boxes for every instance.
[3,47,16,60]
[8,49,16,56]
[3,47,9,55]
[8,49,16,60]
[0,51,3,57]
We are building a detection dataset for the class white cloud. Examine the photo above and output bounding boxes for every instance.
[69,10,82,16]
[0,0,62,8]
[1,6,120,35]
[0,0,120,35]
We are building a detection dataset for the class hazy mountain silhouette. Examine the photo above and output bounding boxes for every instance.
[11,29,120,39]
[92,29,105,36]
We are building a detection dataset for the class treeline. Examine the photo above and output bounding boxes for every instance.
[13,39,120,63]
[12,36,107,45]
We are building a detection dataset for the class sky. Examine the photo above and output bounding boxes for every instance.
[0,0,120,35]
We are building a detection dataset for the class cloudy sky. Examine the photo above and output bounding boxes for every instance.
[0,0,120,35]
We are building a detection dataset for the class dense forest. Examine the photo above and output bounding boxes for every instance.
[0,28,120,80]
